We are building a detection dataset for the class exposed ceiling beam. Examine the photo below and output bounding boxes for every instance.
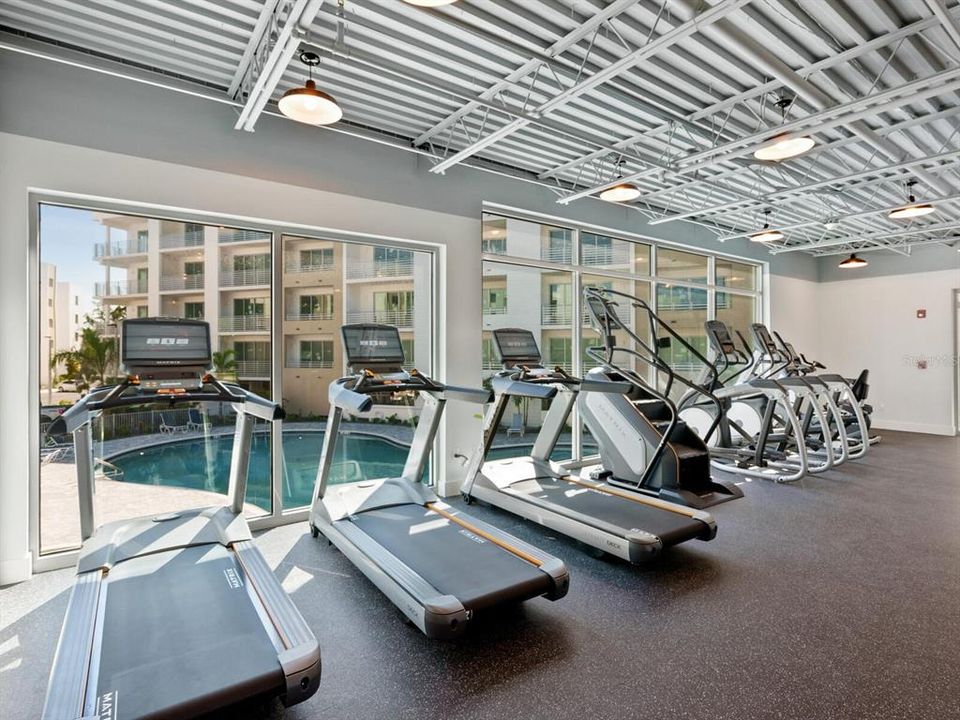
[770,220,960,253]
[412,0,640,148]
[924,0,960,55]
[558,69,960,205]
[428,0,754,175]
[227,0,281,98]
[234,0,323,132]
[538,11,947,182]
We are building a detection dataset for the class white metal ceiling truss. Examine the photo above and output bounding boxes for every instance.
[2,0,960,256]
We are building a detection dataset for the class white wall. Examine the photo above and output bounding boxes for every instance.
[768,274,822,361]
[816,268,959,436]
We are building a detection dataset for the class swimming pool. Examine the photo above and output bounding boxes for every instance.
[108,431,581,513]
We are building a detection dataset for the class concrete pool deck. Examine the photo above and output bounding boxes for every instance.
[39,421,572,553]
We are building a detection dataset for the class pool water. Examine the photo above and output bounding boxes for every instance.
[108,431,582,513]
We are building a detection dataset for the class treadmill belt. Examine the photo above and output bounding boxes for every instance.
[519,478,707,546]
[349,504,551,611]
[95,544,282,720]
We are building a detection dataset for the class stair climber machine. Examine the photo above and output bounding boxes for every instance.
[461,326,717,563]
[765,327,878,447]
[309,324,569,639]
[680,319,821,482]
[748,323,874,461]
[578,287,744,506]
[42,318,320,720]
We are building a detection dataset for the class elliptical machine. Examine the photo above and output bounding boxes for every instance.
[577,287,743,507]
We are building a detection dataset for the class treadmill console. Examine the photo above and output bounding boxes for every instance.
[121,318,211,390]
[342,324,405,373]
[492,328,542,368]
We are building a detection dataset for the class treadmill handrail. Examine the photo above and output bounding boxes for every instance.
[51,376,283,435]
[491,375,558,400]
[329,379,376,414]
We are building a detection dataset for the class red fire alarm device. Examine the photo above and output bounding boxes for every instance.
[916,309,926,319]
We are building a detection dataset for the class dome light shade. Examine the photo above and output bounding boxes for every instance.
[278,80,342,125]
[599,183,641,203]
[402,0,458,5]
[838,253,868,269]
[888,201,935,220]
[750,228,784,243]
[753,133,816,162]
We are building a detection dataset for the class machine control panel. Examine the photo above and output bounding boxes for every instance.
[342,324,406,372]
[492,328,542,367]
[121,318,211,389]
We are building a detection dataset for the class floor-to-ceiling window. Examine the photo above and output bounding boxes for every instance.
[481,210,763,458]
[34,201,435,565]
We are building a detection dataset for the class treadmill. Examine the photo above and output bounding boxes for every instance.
[461,328,717,564]
[43,318,320,720]
[308,323,569,640]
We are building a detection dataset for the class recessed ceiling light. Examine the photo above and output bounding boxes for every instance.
[753,133,816,162]
[750,209,784,243]
[838,253,868,269]
[888,181,936,220]
[278,51,342,126]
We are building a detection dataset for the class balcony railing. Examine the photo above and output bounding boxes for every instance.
[542,247,573,264]
[345,258,414,280]
[220,229,271,244]
[94,279,149,297]
[541,305,574,325]
[285,310,335,321]
[286,358,335,369]
[160,274,204,291]
[345,309,414,327]
[220,268,271,287]
[219,315,270,332]
[285,259,334,273]
[482,306,508,315]
[582,244,631,266]
[160,229,204,249]
[94,238,148,258]
[482,358,503,370]
[235,360,271,378]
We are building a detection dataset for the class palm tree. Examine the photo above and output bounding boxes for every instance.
[212,348,237,380]
[54,327,116,389]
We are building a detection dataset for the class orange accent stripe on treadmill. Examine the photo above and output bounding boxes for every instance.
[561,476,700,519]
[426,503,543,567]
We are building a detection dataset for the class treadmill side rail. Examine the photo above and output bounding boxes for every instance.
[42,571,103,720]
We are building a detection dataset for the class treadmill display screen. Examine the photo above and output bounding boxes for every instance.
[122,319,211,368]
[342,324,405,367]
[493,329,541,365]
[706,320,736,354]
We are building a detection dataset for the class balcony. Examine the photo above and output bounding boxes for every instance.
[582,244,631,266]
[94,279,148,297]
[160,274,204,292]
[542,247,573,264]
[286,358,335,369]
[160,229,204,249]
[541,305,573,326]
[345,258,413,280]
[220,268,271,287]
[220,229,270,244]
[482,306,508,316]
[285,310,335,321]
[219,315,270,332]
[345,309,414,327]
[94,238,147,259]
[235,360,271,378]
[285,258,334,274]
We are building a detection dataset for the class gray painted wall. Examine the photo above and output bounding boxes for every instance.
[818,243,960,282]
[0,47,818,278]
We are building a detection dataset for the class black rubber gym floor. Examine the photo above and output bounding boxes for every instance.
[2,430,958,720]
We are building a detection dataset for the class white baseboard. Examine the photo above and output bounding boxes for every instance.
[872,419,957,436]
[0,552,33,586]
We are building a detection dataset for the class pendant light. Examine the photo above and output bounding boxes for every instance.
[838,253,868,269]
[599,160,641,203]
[278,51,342,126]
[888,180,936,220]
[750,209,784,243]
[753,97,815,162]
